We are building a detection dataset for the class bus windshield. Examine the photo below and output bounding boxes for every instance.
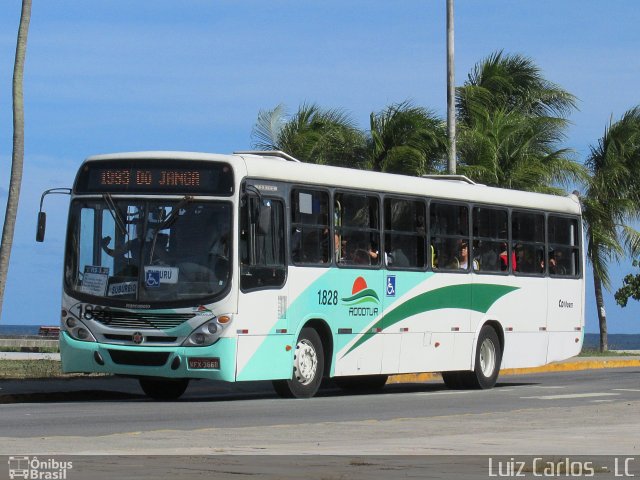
[64,198,231,306]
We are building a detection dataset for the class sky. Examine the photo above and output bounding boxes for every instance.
[0,0,639,334]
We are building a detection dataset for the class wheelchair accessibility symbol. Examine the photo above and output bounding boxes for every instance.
[386,275,396,297]
[145,270,160,288]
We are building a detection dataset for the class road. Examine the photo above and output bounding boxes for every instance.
[0,368,639,456]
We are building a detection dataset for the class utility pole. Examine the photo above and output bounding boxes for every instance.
[446,0,456,174]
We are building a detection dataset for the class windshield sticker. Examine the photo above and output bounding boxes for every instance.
[108,281,137,297]
[144,266,179,287]
[80,266,109,296]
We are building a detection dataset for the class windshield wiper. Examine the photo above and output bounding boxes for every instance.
[102,193,128,237]
[149,196,193,263]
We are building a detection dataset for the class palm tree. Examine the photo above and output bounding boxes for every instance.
[0,0,32,322]
[457,50,576,122]
[457,106,585,193]
[456,51,585,192]
[252,101,448,177]
[582,107,640,351]
[251,103,367,168]
[367,101,447,175]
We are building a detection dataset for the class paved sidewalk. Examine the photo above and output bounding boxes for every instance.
[0,352,60,360]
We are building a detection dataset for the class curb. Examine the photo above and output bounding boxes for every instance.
[387,358,640,384]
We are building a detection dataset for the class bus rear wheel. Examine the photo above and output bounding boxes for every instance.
[442,325,502,390]
[467,325,502,389]
[139,377,189,400]
[272,327,324,399]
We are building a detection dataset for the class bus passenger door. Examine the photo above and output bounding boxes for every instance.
[235,190,292,381]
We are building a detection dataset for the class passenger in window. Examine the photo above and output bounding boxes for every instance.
[386,241,410,268]
[449,241,477,270]
[500,242,516,271]
[334,233,345,263]
[477,241,499,272]
[349,241,371,265]
[321,228,331,263]
[367,241,380,264]
[549,250,567,275]
[416,215,426,235]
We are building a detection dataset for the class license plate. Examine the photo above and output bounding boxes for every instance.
[188,357,220,369]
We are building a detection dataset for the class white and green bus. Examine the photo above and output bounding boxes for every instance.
[37,150,584,399]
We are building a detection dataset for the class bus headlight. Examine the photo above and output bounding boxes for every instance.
[183,315,232,347]
[64,318,96,342]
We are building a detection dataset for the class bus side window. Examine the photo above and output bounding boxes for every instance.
[430,202,469,271]
[548,216,580,277]
[291,189,330,265]
[512,210,545,276]
[472,206,508,273]
[384,197,426,270]
[334,192,380,267]
[240,195,286,291]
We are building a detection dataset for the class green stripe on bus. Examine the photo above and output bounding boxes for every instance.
[342,283,518,358]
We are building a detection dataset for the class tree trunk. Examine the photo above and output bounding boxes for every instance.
[593,269,608,352]
[0,0,32,322]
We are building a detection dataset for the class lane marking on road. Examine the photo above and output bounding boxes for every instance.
[613,389,640,392]
[591,400,615,403]
[520,392,620,400]
[415,390,475,396]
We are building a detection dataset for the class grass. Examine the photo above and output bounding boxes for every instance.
[0,346,60,353]
[0,359,66,379]
[579,348,640,357]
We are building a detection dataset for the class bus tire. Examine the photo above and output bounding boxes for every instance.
[139,377,189,400]
[466,325,502,389]
[441,371,465,389]
[334,374,388,392]
[272,327,324,399]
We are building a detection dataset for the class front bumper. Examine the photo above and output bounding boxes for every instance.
[60,332,237,381]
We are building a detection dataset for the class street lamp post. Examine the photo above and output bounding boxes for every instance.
[446,0,456,174]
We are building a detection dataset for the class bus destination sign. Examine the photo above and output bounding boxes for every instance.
[75,159,234,195]
[99,168,202,188]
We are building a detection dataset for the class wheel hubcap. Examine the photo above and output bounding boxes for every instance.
[294,339,318,385]
[479,338,496,377]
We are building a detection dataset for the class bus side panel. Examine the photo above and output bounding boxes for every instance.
[546,277,584,363]
[502,332,549,369]
[475,276,549,369]
[235,287,289,380]
[235,334,294,381]
[334,333,383,375]
[383,272,471,374]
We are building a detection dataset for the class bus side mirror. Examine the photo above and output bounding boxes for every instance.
[36,211,46,242]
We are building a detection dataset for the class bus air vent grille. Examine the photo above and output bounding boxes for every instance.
[107,350,170,367]
[92,311,196,330]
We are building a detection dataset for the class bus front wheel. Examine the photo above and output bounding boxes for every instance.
[272,327,324,399]
[139,377,189,400]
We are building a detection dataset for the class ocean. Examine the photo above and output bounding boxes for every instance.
[0,324,638,348]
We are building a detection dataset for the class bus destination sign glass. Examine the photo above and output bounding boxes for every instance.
[75,159,234,196]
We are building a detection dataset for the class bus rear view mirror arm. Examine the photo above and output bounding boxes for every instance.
[36,188,71,242]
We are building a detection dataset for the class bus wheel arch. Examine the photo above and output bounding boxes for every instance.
[444,321,504,390]
[303,318,333,378]
[469,322,503,389]
[272,321,331,399]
